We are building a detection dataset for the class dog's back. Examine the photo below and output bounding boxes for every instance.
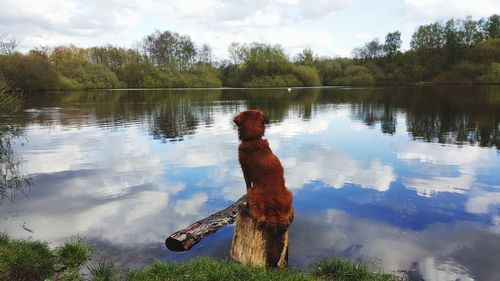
[234,110,294,230]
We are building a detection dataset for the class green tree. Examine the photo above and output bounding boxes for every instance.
[486,14,500,39]
[383,31,402,57]
[314,58,343,85]
[0,51,59,91]
[353,39,384,60]
[295,48,315,66]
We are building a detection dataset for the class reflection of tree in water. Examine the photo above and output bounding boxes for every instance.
[350,103,397,134]
[11,86,500,149]
[150,101,206,141]
[332,86,499,148]
[0,124,30,200]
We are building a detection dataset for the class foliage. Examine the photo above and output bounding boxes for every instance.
[315,58,343,85]
[1,14,500,89]
[293,65,321,87]
[0,51,59,91]
[383,31,402,58]
[55,238,95,269]
[243,75,302,88]
[0,233,94,281]
[0,75,23,114]
[141,30,198,71]
[333,65,376,86]
[313,259,406,281]
[0,234,412,281]
[353,39,385,60]
[478,63,500,83]
[433,62,487,84]
[0,234,54,281]
[88,259,121,281]
[127,257,408,281]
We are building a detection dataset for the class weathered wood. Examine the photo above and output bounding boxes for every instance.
[165,195,247,252]
[230,205,289,268]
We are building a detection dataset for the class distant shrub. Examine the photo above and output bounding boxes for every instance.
[477,63,500,83]
[0,74,23,113]
[433,62,487,84]
[315,59,343,85]
[333,65,376,86]
[58,76,84,90]
[181,65,223,88]
[293,65,321,86]
[0,52,59,91]
[243,75,302,88]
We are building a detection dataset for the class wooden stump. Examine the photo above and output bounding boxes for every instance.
[230,205,289,268]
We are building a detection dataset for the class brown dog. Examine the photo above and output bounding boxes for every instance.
[233,110,294,230]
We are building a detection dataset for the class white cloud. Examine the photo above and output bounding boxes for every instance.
[0,0,151,36]
[226,10,283,28]
[296,0,352,18]
[401,0,500,20]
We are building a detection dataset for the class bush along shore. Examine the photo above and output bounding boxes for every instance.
[0,233,414,281]
[0,14,500,91]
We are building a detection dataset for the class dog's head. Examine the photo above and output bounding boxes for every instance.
[233,110,269,141]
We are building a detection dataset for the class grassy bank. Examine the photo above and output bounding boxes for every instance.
[0,233,409,281]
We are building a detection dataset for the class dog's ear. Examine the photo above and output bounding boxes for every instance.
[233,114,240,126]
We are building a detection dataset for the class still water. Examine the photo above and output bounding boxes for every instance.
[1,86,499,280]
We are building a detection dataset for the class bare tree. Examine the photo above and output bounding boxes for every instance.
[0,33,18,55]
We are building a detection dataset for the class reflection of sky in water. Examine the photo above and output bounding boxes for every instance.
[1,88,499,281]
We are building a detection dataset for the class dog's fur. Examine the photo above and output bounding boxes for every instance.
[234,110,294,230]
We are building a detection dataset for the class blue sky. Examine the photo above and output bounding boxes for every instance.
[1,0,499,59]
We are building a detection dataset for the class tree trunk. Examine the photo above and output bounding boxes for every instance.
[230,205,289,268]
[165,195,247,251]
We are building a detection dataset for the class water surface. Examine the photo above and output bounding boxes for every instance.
[1,86,499,281]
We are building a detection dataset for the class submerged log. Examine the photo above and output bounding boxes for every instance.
[165,195,247,251]
[230,205,289,268]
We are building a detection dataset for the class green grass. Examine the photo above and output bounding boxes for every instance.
[0,233,94,281]
[88,258,121,281]
[55,237,95,269]
[0,233,408,281]
[0,233,54,281]
[126,257,408,281]
[313,259,406,281]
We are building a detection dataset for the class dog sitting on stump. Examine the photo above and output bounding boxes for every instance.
[233,110,294,231]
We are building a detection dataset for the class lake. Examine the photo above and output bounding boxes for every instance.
[1,86,499,281]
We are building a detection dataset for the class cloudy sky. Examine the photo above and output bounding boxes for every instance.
[1,0,499,59]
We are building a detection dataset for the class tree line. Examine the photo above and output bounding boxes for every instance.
[0,14,499,91]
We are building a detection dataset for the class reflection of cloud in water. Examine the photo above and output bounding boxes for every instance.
[174,193,208,216]
[267,116,330,137]
[396,142,496,196]
[0,173,187,245]
[465,190,500,214]
[291,209,499,281]
[283,144,395,192]
[419,257,473,281]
